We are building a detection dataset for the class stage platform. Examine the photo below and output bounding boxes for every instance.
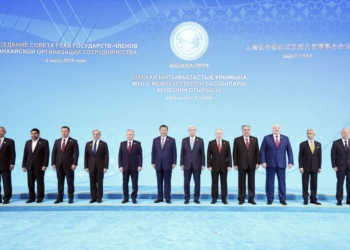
[1,186,348,213]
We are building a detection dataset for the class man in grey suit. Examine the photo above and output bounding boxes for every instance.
[180,125,205,204]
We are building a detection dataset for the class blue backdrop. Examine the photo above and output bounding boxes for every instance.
[1,0,349,191]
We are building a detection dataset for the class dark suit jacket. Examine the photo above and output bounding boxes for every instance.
[0,137,16,170]
[233,136,260,170]
[151,136,177,171]
[118,140,143,171]
[22,138,50,170]
[298,140,322,172]
[51,137,79,169]
[207,139,232,172]
[260,134,294,168]
[331,139,350,170]
[84,140,109,170]
[180,137,205,170]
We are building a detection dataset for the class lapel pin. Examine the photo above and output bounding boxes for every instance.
[90,144,92,146]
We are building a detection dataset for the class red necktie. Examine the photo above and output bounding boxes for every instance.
[61,139,66,152]
[245,138,250,150]
[128,141,131,154]
[275,136,279,148]
[217,140,221,153]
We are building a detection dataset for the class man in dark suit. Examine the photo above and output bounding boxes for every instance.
[331,128,350,206]
[0,127,16,204]
[233,125,260,205]
[84,129,109,203]
[260,124,294,205]
[118,129,143,204]
[207,128,232,204]
[51,126,79,204]
[22,128,50,203]
[298,128,322,205]
[152,125,177,204]
[180,125,205,204]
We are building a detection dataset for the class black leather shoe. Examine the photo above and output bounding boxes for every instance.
[132,199,137,204]
[36,199,43,203]
[310,201,321,205]
[222,200,228,204]
[303,201,308,205]
[337,201,342,206]
[346,201,350,205]
[68,199,73,204]
[97,200,102,203]
[239,199,244,205]
[54,199,63,204]
[267,200,273,205]
[194,200,200,204]
[121,199,129,204]
[26,199,35,203]
[211,200,217,204]
[249,200,256,205]
[184,200,189,204]
[154,199,164,203]
[280,201,287,205]
[89,199,96,203]
[166,200,171,204]
[3,200,9,204]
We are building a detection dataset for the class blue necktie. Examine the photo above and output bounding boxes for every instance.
[93,141,97,154]
[190,138,194,151]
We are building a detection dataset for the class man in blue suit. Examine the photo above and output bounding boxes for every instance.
[260,124,294,205]
[180,125,205,204]
[152,125,177,204]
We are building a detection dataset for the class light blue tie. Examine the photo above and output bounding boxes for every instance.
[190,138,194,151]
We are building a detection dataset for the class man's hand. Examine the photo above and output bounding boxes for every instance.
[42,166,47,171]
[52,165,56,171]
[262,163,267,168]
[181,165,184,170]
[288,164,293,169]
[137,167,142,172]
[9,165,14,171]
[234,166,238,170]
[22,167,26,172]
[103,168,108,174]
[172,164,176,169]
[119,167,123,173]
[334,167,338,172]
[152,164,155,169]
[318,169,322,173]
[201,166,205,171]
[208,167,213,171]
[71,165,77,171]
[85,168,89,172]
[227,167,232,171]
[299,168,304,174]
[256,164,259,169]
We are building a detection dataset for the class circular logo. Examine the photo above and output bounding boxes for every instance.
[170,22,209,61]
